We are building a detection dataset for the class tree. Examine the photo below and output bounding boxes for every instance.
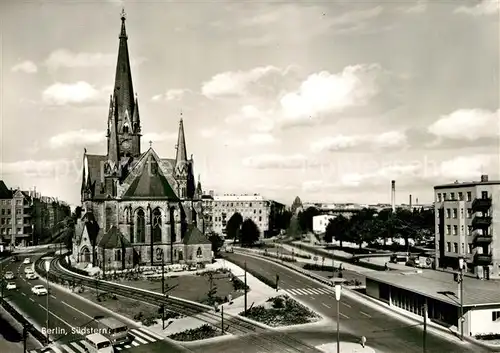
[287,215,303,239]
[240,219,260,247]
[324,221,334,243]
[325,215,349,247]
[347,208,376,249]
[208,232,224,255]
[276,210,293,231]
[226,213,243,240]
[298,207,321,233]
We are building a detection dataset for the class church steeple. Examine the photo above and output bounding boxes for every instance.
[175,116,188,173]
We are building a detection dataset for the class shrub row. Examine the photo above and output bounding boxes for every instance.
[262,252,297,263]
[303,263,337,272]
[169,324,221,341]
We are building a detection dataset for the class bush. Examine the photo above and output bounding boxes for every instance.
[232,276,249,291]
[475,333,500,340]
[268,296,285,309]
[169,324,221,341]
[303,263,337,272]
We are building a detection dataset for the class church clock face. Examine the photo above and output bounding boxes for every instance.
[121,140,131,151]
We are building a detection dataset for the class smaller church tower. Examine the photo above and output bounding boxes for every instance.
[174,116,190,199]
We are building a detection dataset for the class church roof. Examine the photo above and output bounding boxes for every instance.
[183,225,211,245]
[97,226,131,249]
[123,148,179,200]
[0,181,12,199]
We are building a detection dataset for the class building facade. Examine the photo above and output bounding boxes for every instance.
[0,181,71,246]
[72,12,212,270]
[434,174,500,279]
[211,194,285,238]
[201,190,214,234]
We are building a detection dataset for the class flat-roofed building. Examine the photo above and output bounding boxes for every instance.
[434,174,500,279]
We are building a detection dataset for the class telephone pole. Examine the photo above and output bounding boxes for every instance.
[221,305,224,334]
[423,303,427,353]
[244,261,247,316]
[161,250,165,295]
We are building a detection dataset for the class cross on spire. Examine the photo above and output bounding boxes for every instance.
[149,140,153,148]
[120,7,127,21]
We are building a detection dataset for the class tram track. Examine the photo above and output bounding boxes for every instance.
[35,255,322,353]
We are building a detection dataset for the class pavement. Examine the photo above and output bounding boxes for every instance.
[224,252,484,353]
[2,253,186,353]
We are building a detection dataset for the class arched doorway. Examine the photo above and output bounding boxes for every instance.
[80,247,91,263]
[152,208,162,243]
[136,209,145,243]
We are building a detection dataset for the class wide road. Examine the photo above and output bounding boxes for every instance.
[225,252,485,353]
[2,253,187,353]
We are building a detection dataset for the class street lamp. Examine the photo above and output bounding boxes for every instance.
[44,259,51,343]
[458,257,465,340]
[335,284,341,353]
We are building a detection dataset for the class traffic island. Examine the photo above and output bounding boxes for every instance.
[240,295,321,327]
[316,342,376,353]
[168,324,225,341]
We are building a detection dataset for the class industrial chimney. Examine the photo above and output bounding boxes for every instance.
[409,194,412,210]
[391,180,396,213]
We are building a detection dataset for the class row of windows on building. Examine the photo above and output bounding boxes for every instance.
[214,209,264,215]
[445,224,475,236]
[0,227,26,235]
[0,199,24,206]
[446,241,474,254]
[215,202,264,208]
[213,216,264,223]
[1,208,26,215]
[436,191,488,203]
[1,218,29,225]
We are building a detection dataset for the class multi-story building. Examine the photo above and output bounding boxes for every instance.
[201,190,214,234]
[434,174,499,279]
[211,194,286,238]
[0,181,71,246]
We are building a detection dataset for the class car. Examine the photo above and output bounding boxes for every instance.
[6,282,16,290]
[23,258,31,265]
[31,285,47,296]
[4,271,14,280]
[26,273,37,280]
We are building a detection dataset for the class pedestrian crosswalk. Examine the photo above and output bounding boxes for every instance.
[30,327,163,353]
[282,287,334,296]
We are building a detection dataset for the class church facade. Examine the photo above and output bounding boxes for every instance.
[72,11,212,271]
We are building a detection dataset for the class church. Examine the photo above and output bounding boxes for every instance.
[72,10,212,271]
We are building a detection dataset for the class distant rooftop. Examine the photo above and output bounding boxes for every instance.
[434,174,500,189]
[366,268,500,307]
[214,194,266,202]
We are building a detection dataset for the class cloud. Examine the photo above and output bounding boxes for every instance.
[45,49,145,70]
[151,89,191,102]
[1,159,80,181]
[455,0,499,16]
[11,60,38,73]
[201,65,294,98]
[225,105,275,133]
[248,133,277,145]
[310,130,408,153]
[242,153,320,169]
[398,0,427,14]
[42,81,111,106]
[50,129,105,149]
[428,108,499,141]
[278,64,381,127]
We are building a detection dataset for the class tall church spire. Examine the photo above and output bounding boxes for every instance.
[113,7,134,122]
[175,115,188,171]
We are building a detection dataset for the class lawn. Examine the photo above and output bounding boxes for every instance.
[112,270,244,305]
[78,287,178,326]
[241,295,321,327]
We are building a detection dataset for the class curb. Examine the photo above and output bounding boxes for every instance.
[234,250,497,350]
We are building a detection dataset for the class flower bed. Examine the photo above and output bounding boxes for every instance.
[241,295,320,327]
[168,324,223,341]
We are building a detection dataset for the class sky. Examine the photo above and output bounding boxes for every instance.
[0,0,499,208]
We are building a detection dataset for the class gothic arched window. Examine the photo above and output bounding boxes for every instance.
[152,208,162,243]
[105,206,113,231]
[136,209,145,243]
[196,247,202,257]
[123,124,129,133]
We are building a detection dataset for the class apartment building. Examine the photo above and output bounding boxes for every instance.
[434,174,500,279]
[0,181,71,246]
[201,190,214,234]
[211,194,285,238]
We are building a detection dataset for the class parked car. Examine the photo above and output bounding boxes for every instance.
[31,285,48,296]
[26,273,37,280]
[23,258,31,265]
[6,282,17,290]
[4,271,15,280]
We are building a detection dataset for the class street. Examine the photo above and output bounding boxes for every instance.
[224,252,487,353]
[2,254,184,353]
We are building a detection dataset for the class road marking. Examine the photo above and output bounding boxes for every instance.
[51,345,64,353]
[136,327,163,340]
[131,341,140,346]
[61,301,93,319]
[29,298,35,302]
[124,344,131,348]
[60,343,77,353]
[70,342,87,353]
[116,347,122,351]
[131,328,157,342]
[21,292,26,296]
[38,303,74,329]
[342,302,351,308]
[130,333,148,344]
[310,296,315,300]
[295,279,302,283]
[339,312,349,319]
[322,303,331,309]
[360,311,371,317]
[50,295,57,300]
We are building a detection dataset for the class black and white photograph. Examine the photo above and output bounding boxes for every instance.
[0,1,499,353]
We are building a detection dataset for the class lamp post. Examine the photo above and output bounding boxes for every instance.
[335,284,341,353]
[458,257,465,340]
[44,259,51,343]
